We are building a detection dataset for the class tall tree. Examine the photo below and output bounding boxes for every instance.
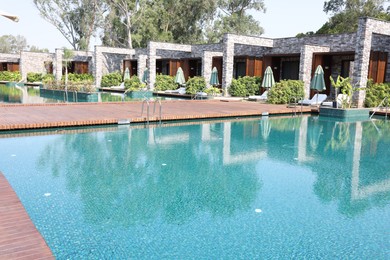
[33,0,105,50]
[206,0,265,42]
[317,0,390,34]
[0,35,28,53]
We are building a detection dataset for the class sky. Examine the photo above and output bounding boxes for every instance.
[0,0,330,53]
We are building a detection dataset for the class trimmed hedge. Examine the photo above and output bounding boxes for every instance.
[267,80,305,104]
[185,76,206,94]
[0,71,22,82]
[101,72,122,88]
[228,76,261,97]
[364,81,390,108]
[27,72,43,82]
[124,75,145,91]
[154,74,176,91]
[62,73,94,83]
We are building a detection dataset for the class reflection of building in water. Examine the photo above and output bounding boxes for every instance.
[351,122,390,200]
[223,122,266,165]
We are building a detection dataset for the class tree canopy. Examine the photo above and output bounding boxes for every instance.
[0,35,49,53]
[317,0,390,34]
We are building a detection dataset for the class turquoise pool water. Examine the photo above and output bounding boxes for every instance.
[0,84,182,104]
[0,116,389,258]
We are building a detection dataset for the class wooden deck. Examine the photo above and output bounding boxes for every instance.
[0,100,314,131]
[0,173,53,259]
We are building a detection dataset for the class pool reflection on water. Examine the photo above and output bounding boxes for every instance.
[0,116,389,258]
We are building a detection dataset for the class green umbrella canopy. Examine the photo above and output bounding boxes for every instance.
[174,67,186,86]
[142,68,149,83]
[124,67,130,81]
[310,65,326,91]
[210,67,219,86]
[261,66,275,89]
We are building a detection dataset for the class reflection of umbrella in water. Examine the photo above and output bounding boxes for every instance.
[142,68,149,84]
[260,118,272,140]
[174,67,186,86]
[210,67,219,86]
[261,66,275,89]
[124,67,130,81]
[310,65,326,104]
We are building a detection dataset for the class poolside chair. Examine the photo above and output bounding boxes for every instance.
[322,94,349,108]
[165,87,186,94]
[110,82,125,90]
[248,91,268,101]
[298,94,327,106]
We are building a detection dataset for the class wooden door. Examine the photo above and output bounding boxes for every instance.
[369,51,387,83]
[212,57,223,87]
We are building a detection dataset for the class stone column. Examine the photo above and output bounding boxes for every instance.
[19,52,26,81]
[299,45,313,99]
[137,54,147,81]
[147,42,156,90]
[94,46,103,88]
[222,34,234,96]
[353,18,372,108]
[55,49,63,83]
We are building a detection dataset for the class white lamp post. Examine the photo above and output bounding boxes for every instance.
[0,10,19,22]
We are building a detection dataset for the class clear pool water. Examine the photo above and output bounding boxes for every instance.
[0,84,183,104]
[0,116,389,258]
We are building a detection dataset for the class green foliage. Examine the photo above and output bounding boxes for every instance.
[0,71,22,82]
[205,87,222,96]
[0,35,28,53]
[364,81,390,108]
[317,0,390,34]
[154,74,176,91]
[228,76,261,97]
[42,74,55,84]
[101,72,123,88]
[185,76,207,95]
[45,81,95,93]
[27,72,43,82]
[63,73,94,83]
[330,75,354,108]
[124,75,144,91]
[267,80,304,104]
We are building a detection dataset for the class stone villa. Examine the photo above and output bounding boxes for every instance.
[1,17,390,107]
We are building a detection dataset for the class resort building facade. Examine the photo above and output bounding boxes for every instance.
[1,17,390,107]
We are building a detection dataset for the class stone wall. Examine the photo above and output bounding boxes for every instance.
[273,33,356,54]
[20,51,55,80]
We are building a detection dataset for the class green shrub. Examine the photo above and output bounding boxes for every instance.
[205,87,222,96]
[228,76,261,97]
[27,72,43,82]
[185,76,206,94]
[124,75,145,91]
[42,74,55,84]
[101,72,122,88]
[268,80,305,104]
[0,71,22,82]
[154,74,176,91]
[364,81,390,107]
[63,73,94,83]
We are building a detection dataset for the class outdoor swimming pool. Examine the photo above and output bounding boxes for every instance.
[0,84,183,104]
[0,116,389,258]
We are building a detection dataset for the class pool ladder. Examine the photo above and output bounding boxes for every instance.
[288,96,303,116]
[370,97,388,119]
[141,98,162,125]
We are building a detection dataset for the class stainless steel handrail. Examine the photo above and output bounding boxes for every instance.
[370,96,388,119]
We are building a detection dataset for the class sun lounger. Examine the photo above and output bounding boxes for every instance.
[298,94,327,106]
[165,87,186,94]
[110,82,125,90]
[322,94,349,107]
[248,91,268,101]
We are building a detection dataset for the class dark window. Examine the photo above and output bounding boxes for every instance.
[341,60,351,78]
[281,61,299,80]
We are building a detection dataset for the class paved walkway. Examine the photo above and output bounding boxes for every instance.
[0,100,314,131]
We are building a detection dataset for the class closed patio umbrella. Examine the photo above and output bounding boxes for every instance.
[124,67,130,81]
[142,68,149,83]
[210,67,219,86]
[174,67,186,86]
[310,65,326,104]
[261,66,275,89]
